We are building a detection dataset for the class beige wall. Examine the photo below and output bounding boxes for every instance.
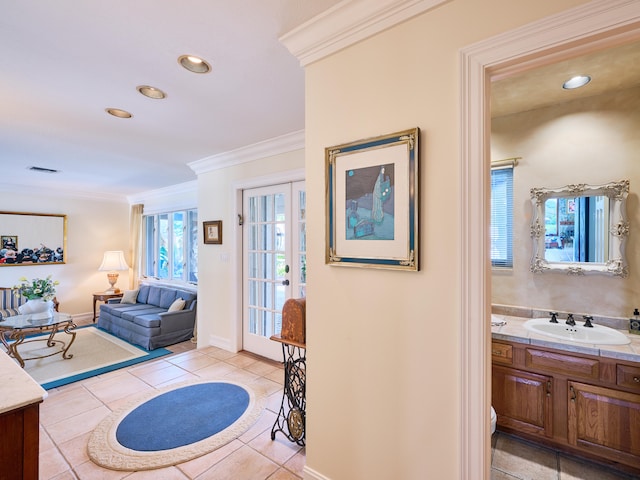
[196,149,304,349]
[303,1,587,479]
[0,192,130,317]
[492,86,640,319]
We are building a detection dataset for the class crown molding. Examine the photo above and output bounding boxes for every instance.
[280,0,448,66]
[127,180,197,209]
[188,130,305,175]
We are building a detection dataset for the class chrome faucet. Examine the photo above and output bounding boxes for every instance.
[565,313,576,326]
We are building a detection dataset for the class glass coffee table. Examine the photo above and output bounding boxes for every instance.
[0,312,76,368]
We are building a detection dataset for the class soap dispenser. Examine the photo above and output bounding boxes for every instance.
[630,308,640,335]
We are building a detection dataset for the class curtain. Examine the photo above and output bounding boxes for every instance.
[129,204,144,289]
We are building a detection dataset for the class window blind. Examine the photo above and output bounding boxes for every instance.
[490,165,514,268]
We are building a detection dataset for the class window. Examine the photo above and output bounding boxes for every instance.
[490,165,513,268]
[143,209,198,283]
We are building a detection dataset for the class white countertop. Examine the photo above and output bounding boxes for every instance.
[0,352,47,414]
[491,314,640,363]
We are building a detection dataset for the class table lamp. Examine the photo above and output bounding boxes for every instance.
[98,250,129,293]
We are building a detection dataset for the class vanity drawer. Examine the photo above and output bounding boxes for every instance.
[492,342,513,365]
[617,364,640,391]
[525,349,599,380]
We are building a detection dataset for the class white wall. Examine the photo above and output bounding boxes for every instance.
[492,86,640,319]
[0,191,130,317]
[302,1,589,479]
[196,149,304,350]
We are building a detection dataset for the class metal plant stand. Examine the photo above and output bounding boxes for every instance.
[270,337,306,446]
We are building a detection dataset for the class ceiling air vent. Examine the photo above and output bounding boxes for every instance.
[28,166,60,174]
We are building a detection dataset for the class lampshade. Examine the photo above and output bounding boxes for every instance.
[98,251,129,293]
[98,251,129,272]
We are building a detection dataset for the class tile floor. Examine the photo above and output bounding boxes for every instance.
[491,432,639,480]
[35,321,638,480]
[38,327,305,479]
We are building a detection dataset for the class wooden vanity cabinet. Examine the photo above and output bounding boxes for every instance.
[492,365,553,437]
[568,381,640,466]
[492,340,640,474]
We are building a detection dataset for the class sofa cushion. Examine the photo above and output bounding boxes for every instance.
[168,298,186,312]
[101,303,151,317]
[120,289,138,304]
[137,285,150,304]
[146,286,162,307]
[159,288,177,309]
[132,313,162,329]
[121,307,165,322]
[176,290,196,307]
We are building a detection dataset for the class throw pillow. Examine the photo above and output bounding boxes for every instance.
[120,289,139,304]
[168,298,186,312]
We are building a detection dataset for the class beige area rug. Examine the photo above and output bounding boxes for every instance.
[87,379,267,471]
[17,326,171,389]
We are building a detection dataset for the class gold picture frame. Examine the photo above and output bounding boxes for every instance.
[0,211,67,266]
[203,220,223,245]
[325,128,419,270]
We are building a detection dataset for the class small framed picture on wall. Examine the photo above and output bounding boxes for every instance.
[203,220,223,244]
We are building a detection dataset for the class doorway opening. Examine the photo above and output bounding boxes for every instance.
[460,3,640,478]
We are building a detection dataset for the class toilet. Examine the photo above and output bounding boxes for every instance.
[490,406,497,434]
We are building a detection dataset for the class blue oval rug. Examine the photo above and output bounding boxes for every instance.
[88,380,267,471]
[116,383,250,451]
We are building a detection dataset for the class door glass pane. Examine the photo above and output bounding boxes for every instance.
[276,253,286,280]
[264,195,274,221]
[297,189,307,298]
[187,210,198,283]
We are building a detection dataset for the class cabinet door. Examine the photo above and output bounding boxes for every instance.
[492,365,553,437]
[568,381,640,466]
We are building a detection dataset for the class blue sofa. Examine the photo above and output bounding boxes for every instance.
[98,284,197,350]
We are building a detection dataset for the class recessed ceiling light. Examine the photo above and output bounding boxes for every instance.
[178,54,211,74]
[105,108,133,118]
[562,75,591,90]
[137,85,167,99]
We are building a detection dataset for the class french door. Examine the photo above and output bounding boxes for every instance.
[242,181,306,360]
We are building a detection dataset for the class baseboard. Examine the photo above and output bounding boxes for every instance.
[303,465,332,480]
[74,312,94,324]
[208,334,234,351]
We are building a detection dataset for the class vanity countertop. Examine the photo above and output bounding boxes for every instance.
[491,314,640,363]
[0,352,47,414]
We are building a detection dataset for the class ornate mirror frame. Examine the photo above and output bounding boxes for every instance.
[530,180,629,277]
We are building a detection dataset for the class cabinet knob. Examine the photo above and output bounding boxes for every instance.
[634,376,640,383]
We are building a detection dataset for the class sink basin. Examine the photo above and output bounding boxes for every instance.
[523,318,630,345]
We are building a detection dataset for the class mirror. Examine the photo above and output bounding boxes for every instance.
[0,211,67,266]
[530,180,629,277]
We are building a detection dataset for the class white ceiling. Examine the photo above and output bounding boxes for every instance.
[491,40,640,118]
[2,3,638,200]
[0,0,341,199]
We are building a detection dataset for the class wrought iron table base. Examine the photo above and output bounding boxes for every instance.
[271,342,306,446]
[1,321,76,368]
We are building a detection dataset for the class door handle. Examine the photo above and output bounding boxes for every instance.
[282,279,290,286]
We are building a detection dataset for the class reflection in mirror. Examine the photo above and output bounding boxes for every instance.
[0,211,67,266]
[530,180,628,277]
[543,195,609,263]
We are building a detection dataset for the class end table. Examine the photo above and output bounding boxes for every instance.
[92,292,123,322]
